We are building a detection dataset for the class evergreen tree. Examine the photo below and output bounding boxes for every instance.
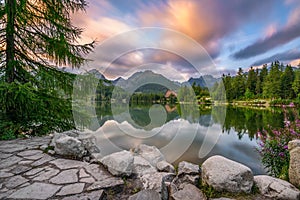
[293,70,300,99]
[246,66,257,95]
[0,0,94,136]
[232,68,245,99]
[281,65,295,99]
[263,61,282,99]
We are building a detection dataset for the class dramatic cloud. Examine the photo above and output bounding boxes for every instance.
[138,0,273,58]
[233,7,300,59]
[252,48,300,66]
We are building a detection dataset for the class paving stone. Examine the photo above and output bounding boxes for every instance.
[0,153,12,159]
[24,153,44,160]
[32,167,60,181]
[10,165,31,175]
[0,171,14,178]
[56,183,85,196]
[4,175,28,189]
[0,156,23,169]
[0,144,27,153]
[79,168,90,178]
[80,177,95,183]
[87,177,124,192]
[50,169,78,184]
[0,189,16,199]
[24,167,45,176]
[50,158,87,170]
[84,164,111,181]
[18,160,33,165]
[8,182,61,200]
[31,154,54,167]
[61,190,106,200]
[17,150,43,157]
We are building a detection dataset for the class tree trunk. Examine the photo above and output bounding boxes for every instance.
[5,0,16,83]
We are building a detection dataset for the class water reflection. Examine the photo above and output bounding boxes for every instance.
[88,103,296,174]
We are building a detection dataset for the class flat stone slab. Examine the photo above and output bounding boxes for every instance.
[50,169,78,184]
[32,167,60,181]
[56,183,85,196]
[8,182,61,200]
[61,190,106,200]
[50,158,87,169]
[0,156,23,169]
[31,154,54,167]
[87,177,124,191]
[4,175,28,189]
[17,150,43,157]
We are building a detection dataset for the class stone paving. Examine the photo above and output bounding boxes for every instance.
[0,136,123,200]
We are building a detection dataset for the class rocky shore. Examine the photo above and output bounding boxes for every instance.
[0,130,299,200]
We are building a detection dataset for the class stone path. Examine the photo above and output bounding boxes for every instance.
[0,136,123,200]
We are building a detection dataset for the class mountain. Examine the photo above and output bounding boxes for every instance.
[114,70,180,94]
[86,69,106,80]
[186,75,220,88]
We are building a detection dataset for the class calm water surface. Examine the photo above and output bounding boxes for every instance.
[86,103,290,175]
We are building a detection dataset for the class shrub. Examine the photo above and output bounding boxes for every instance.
[257,106,300,180]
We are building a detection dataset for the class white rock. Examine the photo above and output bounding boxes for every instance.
[201,155,253,193]
[289,140,300,188]
[177,161,199,176]
[132,156,157,176]
[54,135,86,158]
[100,150,134,176]
[135,144,165,167]
[140,172,175,192]
[157,160,175,173]
[171,183,207,200]
[254,175,300,200]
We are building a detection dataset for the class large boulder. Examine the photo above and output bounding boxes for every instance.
[254,175,300,200]
[171,183,207,200]
[289,140,300,188]
[51,130,100,158]
[53,134,87,158]
[201,155,253,193]
[100,150,134,176]
[132,155,157,176]
[135,144,165,167]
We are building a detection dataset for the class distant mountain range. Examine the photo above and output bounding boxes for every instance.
[84,69,220,93]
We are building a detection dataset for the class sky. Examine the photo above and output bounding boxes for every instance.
[72,0,300,82]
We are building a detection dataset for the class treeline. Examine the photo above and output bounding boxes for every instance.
[212,61,300,101]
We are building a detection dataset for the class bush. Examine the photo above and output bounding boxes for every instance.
[257,106,300,180]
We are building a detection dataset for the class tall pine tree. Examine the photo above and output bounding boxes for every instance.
[0,0,94,136]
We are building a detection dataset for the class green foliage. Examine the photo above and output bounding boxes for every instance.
[0,0,94,138]
[258,108,300,180]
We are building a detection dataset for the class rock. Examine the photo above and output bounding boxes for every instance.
[0,156,23,169]
[8,182,61,200]
[289,140,300,188]
[10,165,31,175]
[87,177,124,192]
[31,154,54,166]
[177,161,199,176]
[80,177,95,183]
[254,175,300,200]
[140,172,175,192]
[132,155,157,176]
[4,175,28,189]
[40,144,48,151]
[128,189,161,200]
[32,167,59,181]
[201,155,253,193]
[61,190,106,200]
[100,150,134,176]
[50,158,87,170]
[17,150,43,157]
[171,183,207,200]
[56,183,85,196]
[157,160,175,173]
[135,144,165,167]
[51,131,100,158]
[49,169,78,184]
[54,134,87,158]
[84,164,112,181]
[79,168,90,178]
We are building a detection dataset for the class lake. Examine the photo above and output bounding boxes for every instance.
[82,103,291,175]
